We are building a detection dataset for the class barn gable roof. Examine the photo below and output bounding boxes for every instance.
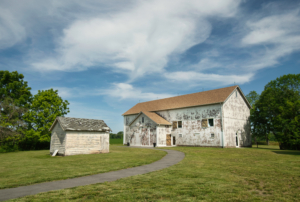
[129,111,171,126]
[123,85,251,115]
[49,117,111,132]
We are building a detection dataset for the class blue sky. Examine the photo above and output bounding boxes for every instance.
[0,0,299,132]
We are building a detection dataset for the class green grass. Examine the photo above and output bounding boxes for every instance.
[0,145,166,189]
[10,145,300,202]
[110,138,123,144]
[252,141,279,145]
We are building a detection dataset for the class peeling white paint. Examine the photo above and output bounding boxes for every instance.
[123,89,251,148]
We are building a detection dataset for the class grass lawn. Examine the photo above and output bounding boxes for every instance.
[0,145,166,189]
[10,145,300,202]
[110,138,123,144]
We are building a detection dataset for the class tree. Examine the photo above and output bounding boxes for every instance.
[246,91,260,107]
[246,91,260,144]
[251,74,300,150]
[0,97,27,147]
[0,71,31,150]
[23,89,70,146]
[110,132,123,139]
[0,71,32,107]
[117,131,123,139]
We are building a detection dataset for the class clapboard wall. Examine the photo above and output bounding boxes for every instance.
[50,123,67,156]
[65,132,109,155]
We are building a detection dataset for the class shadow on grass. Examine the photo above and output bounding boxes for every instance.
[273,151,300,156]
[250,146,280,151]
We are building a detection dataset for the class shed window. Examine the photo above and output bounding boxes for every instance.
[211,133,214,139]
[201,119,208,128]
[142,117,144,123]
[208,119,214,127]
[179,134,183,138]
[178,121,182,128]
[172,121,177,129]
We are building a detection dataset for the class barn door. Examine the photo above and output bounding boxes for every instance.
[166,134,171,146]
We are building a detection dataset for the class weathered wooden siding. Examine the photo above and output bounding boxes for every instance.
[126,114,157,146]
[156,125,171,146]
[156,104,222,147]
[223,89,251,147]
[64,132,109,156]
[50,122,66,155]
[123,114,138,144]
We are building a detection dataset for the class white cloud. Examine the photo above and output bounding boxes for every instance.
[165,71,253,86]
[66,101,123,132]
[40,87,97,99]
[0,8,26,49]
[100,83,174,101]
[192,58,221,71]
[241,10,300,70]
[31,0,241,80]
[242,11,300,45]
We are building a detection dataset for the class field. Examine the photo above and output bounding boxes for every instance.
[9,144,300,202]
[0,145,166,189]
[110,138,123,144]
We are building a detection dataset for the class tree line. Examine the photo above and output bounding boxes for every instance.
[246,74,300,150]
[0,71,69,152]
[1,70,299,151]
[110,131,123,139]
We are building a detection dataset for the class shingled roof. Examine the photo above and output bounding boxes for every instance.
[123,85,250,115]
[129,111,172,126]
[49,117,111,132]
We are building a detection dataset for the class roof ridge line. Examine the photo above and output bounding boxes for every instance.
[138,85,239,104]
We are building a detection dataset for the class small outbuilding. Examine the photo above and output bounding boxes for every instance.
[49,117,111,156]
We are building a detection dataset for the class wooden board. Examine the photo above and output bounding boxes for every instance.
[172,121,177,130]
[201,119,208,128]
[166,134,171,146]
[52,150,58,157]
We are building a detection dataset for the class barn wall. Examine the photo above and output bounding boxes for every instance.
[156,104,222,147]
[126,114,157,146]
[157,125,171,146]
[223,89,251,148]
[123,114,138,144]
[50,122,67,155]
[64,132,109,156]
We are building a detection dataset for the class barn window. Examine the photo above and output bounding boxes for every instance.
[211,133,214,139]
[201,119,208,128]
[208,119,214,127]
[178,121,182,128]
[142,117,144,123]
[179,134,183,138]
[172,121,177,129]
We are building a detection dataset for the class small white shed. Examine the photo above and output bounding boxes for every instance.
[49,117,111,156]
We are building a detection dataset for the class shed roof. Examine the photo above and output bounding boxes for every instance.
[49,117,111,132]
[129,111,171,126]
[123,85,250,115]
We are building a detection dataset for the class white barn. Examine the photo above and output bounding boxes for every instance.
[122,85,251,148]
[49,117,111,156]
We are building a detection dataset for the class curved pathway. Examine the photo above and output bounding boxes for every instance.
[0,147,185,201]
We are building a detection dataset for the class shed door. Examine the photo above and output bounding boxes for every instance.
[166,134,171,146]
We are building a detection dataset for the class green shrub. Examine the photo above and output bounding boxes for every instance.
[0,144,19,153]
